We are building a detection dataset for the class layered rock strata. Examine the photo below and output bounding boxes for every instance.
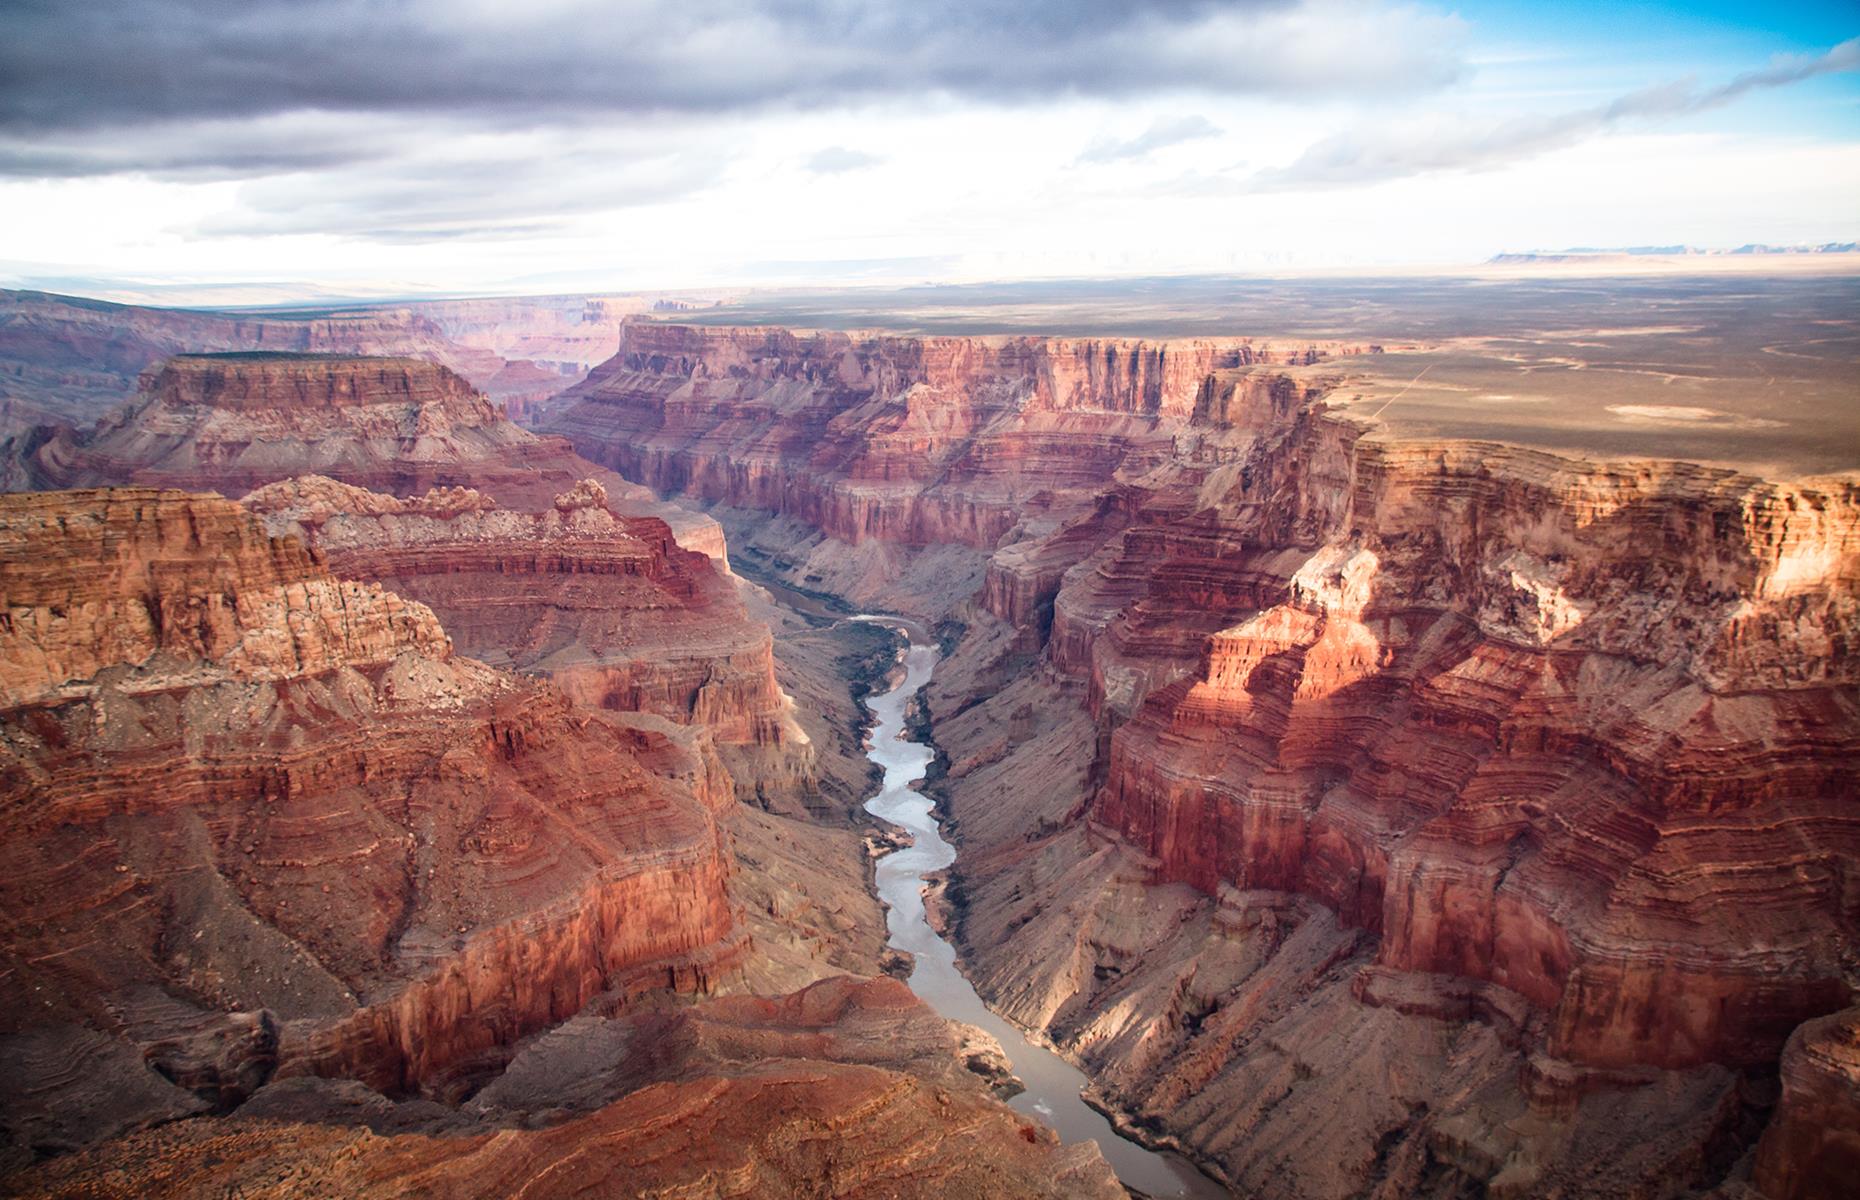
[941,402,1860,1195]
[241,473,811,806]
[533,322,1354,612]
[1089,431,1860,1066]
[537,322,1860,1197]
[0,288,589,434]
[10,352,723,556]
[0,488,741,1161]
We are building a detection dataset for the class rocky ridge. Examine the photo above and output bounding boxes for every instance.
[5,976,1120,1200]
[8,351,725,556]
[0,288,595,435]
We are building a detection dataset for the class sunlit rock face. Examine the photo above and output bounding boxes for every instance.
[7,352,803,802]
[1090,420,1860,1072]
[956,397,1858,1195]
[541,322,1859,1196]
[0,487,741,1162]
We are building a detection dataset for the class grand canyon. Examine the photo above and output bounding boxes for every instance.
[3,3,1858,1197]
[0,273,1853,1199]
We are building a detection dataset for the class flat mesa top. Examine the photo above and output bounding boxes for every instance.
[142,353,482,414]
[1319,303,1859,481]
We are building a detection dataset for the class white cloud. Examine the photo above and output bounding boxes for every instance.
[1078,115,1223,163]
[805,147,885,174]
[1243,37,1860,191]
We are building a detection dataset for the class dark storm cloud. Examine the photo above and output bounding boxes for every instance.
[0,1,1461,152]
[0,116,405,179]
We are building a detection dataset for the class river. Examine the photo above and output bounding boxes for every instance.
[854,617,1230,1199]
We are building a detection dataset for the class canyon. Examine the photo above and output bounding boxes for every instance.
[0,308,1852,1198]
[0,484,1118,1196]
[528,319,1860,1198]
[0,351,1123,1194]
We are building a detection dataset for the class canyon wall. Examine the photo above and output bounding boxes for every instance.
[538,323,1860,1197]
[7,346,721,544]
[960,408,1859,1196]
[1088,422,1859,1071]
[0,486,1101,1193]
[242,473,811,807]
[533,322,1354,610]
[8,349,827,799]
[0,488,740,1144]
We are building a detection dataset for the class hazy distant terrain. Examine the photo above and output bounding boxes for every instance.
[681,273,1860,478]
[5,273,1855,478]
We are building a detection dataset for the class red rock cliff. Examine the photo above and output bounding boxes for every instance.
[539,323,1859,1196]
[949,385,1860,1195]
[241,474,812,806]
[14,351,725,556]
[534,322,1352,554]
[0,488,741,1154]
[1088,416,1860,1072]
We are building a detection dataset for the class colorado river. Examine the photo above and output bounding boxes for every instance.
[856,617,1229,1199]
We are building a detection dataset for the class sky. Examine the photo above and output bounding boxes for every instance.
[0,0,1855,300]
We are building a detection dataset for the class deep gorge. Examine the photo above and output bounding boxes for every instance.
[0,319,1852,1198]
[530,320,1860,1198]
